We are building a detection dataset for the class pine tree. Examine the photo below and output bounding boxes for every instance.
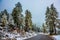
[45,7,50,27]
[3,9,9,20]
[0,12,1,22]
[12,2,23,29]
[1,9,9,20]
[42,23,46,33]
[25,10,32,31]
[0,9,9,26]
[50,4,58,34]
[45,4,58,35]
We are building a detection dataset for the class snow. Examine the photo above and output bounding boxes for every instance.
[7,33,60,40]
[38,32,60,40]
[52,35,60,40]
[0,31,38,40]
[16,32,37,40]
[38,32,49,35]
[1,30,60,40]
[16,38,23,40]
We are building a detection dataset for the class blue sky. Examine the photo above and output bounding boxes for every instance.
[0,0,60,26]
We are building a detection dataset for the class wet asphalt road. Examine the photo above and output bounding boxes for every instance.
[25,34,54,40]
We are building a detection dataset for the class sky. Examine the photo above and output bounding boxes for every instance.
[0,0,60,26]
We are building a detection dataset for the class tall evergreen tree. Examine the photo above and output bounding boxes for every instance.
[42,23,46,33]
[1,9,9,20]
[45,7,50,27]
[25,10,32,31]
[0,12,1,22]
[0,9,9,26]
[50,4,58,34]
[12,2,23,28]
[45,4,58,35]
[3,9,9,20]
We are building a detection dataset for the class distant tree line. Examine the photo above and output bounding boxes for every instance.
[0,2,33,32]
[0,2,59,34]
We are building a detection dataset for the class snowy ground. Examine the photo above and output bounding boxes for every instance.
[0,31,37,40]
[52,35,60,40]
[0,31,60,40]
[16,32,37,40]
[38,32,49,35]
